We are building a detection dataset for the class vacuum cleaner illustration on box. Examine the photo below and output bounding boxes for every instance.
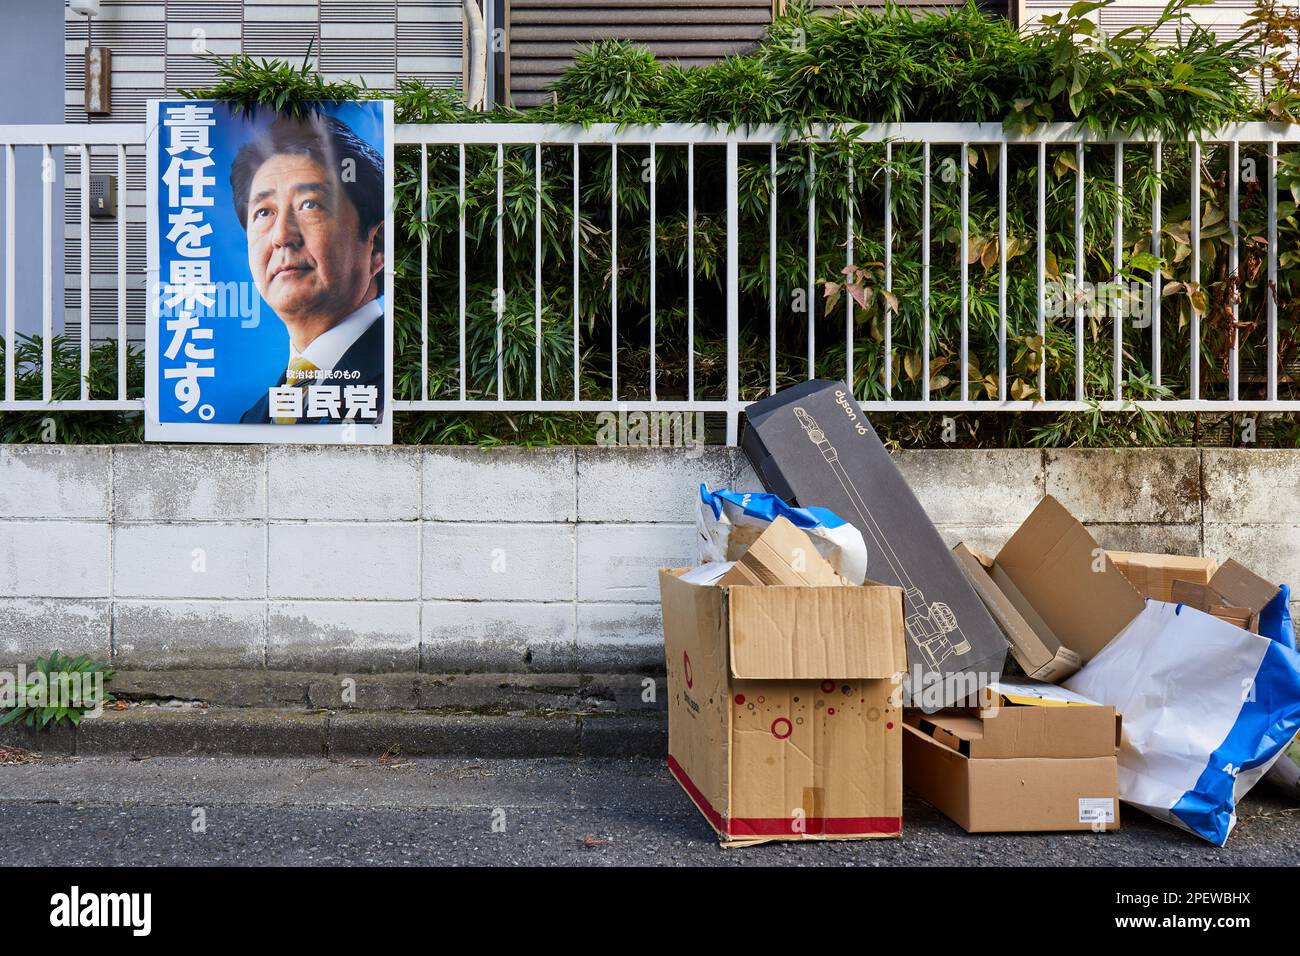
[793,405,973,670]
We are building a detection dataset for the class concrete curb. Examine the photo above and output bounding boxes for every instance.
[0,704,668,759]
[109,669,663,713]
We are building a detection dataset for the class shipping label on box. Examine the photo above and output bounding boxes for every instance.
[741,380,1007,705]
[660,566,907,846]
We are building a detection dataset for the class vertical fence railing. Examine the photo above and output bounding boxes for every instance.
[394,121,1300,444]
[5,121,1300,436]
[0,124,143,411]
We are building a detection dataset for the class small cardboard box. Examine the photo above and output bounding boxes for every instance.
[952,543,1081,682]
[956,495,1147,668]
[741,379,1007,701]
[716,515,849,589]
[1208,559,1280,632]
[660,534,907,846]
[1170,579,1255,631]
[1167,560,1279,633]
[903,681,1121,833]
[1107,551,1218,603]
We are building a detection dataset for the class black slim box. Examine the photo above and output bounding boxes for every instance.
[741,379,1007,703]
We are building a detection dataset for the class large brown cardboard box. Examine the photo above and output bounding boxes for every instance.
[660,565,907,847]
[903,682,1121,833]
[1107,551,1218,603]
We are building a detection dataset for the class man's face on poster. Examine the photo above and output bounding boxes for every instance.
[244,152,381,325]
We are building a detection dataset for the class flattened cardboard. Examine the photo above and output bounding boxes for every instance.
[1108,551,1218,603]
[717,515,848,589]
[661,566,905,846]
[994,496,1146,662]
[952,543,1081,682]
[987,678,1103,707]
[741,380,1006,699]
[903,724,1120,833]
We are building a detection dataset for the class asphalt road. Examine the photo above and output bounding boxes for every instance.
[0,754,1296,866]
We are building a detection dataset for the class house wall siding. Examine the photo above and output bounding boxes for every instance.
[61,0,464,345]
[508,1,1013,109]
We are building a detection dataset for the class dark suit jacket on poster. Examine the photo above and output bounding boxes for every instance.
[240,315,385,425]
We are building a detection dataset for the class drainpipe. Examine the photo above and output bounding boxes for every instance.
[464,0,487,110]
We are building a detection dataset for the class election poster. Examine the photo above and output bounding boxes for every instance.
[145,99,393,443]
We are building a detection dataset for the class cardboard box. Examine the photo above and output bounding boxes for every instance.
[1166,560,1279,633]
[903,681,1121,833]
[1170,579,1255,631]
[952,543,1081,682]
[1107,551,1218,603]
[1208,559,1280,632]
[741,380,1007,701]
[988,496,1147,663]
[716,515,849,588]
[659,561,907,847]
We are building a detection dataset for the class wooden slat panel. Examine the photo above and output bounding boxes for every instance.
[506,0,1007,107]
[813,0,1004,6]
[513,24,769,41]
[513,8,772,24]
[512,0,769,7]
[512,40,764,57]
[506,0,771,111]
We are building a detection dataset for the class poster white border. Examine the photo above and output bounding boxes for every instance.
[145,98,395,445]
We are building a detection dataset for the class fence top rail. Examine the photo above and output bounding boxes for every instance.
[0,124,147,146]
[2,120,1298,148]
[394,120,1300,146]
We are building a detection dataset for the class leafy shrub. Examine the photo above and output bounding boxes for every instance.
[0,652,115,730]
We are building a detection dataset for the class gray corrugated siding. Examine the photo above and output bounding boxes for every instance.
[508,0,1014,108]
[507,0,774,108]
[62,0,464,345]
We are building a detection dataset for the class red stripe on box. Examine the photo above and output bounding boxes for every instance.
[667,753,726,833]
[667,754,901,839]
[727,815,902,836]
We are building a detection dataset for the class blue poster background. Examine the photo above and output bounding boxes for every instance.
[154,100,385,424]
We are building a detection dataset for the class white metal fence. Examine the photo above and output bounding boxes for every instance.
[4,120,1300,443]
[1,124,142,413]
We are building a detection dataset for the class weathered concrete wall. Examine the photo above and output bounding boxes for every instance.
[0,445,1295,674]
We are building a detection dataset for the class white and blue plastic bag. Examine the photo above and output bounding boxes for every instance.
[696,485,868,585]
[1259,583,1300,799]
[1065,600,1300,845]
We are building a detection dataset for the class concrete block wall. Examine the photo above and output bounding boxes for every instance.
[0,445,729,673]
[1,444,1297,674]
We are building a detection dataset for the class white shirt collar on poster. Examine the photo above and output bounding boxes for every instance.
[288,295,382,375]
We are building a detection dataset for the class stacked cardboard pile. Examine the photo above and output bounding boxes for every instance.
[660,378,1299,846]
